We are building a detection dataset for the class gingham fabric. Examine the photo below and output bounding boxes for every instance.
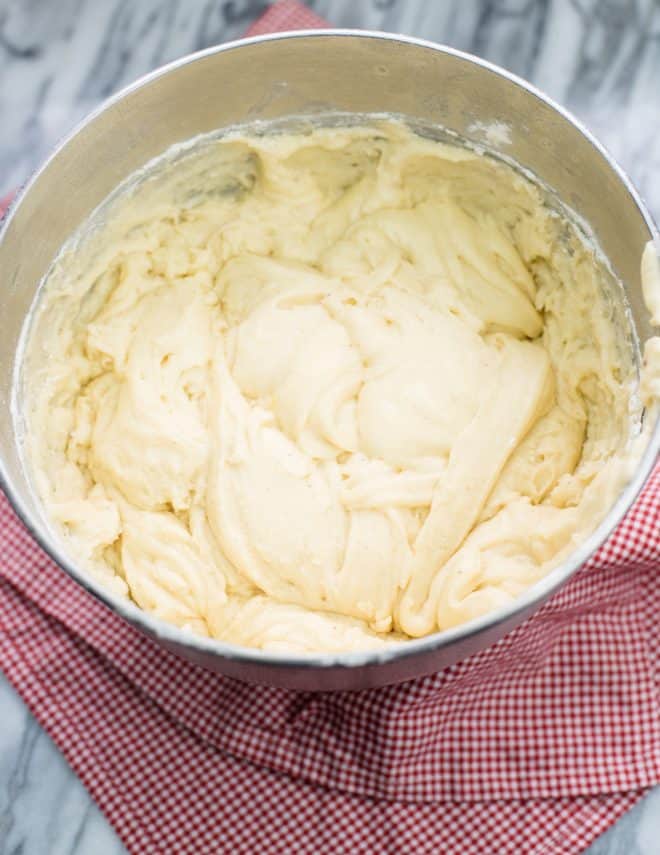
[1,3,659,853]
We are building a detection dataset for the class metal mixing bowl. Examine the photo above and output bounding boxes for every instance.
[0,31,658,691]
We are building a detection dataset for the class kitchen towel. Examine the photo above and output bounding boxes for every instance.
[1,3,659,853]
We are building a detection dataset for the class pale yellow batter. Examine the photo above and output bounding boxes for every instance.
[24,122,659,652]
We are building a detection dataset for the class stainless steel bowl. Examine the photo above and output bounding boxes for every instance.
[1,31,658,691]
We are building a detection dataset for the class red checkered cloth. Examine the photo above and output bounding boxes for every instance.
[1,3,659,853]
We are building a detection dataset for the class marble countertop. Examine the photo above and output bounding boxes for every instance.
[0,1,659,852]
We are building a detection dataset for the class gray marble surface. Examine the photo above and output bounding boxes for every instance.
[0,0,659,852]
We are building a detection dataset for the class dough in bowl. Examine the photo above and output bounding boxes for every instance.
[24,121,655,652]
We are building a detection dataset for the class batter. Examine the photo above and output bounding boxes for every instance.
[24,122,659,652]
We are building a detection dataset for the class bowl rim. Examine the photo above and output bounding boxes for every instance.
[1,28,658,673]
